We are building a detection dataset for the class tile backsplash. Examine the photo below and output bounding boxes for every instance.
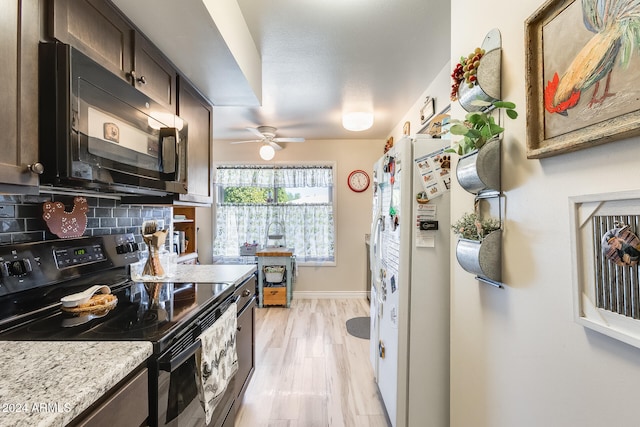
[0,194,171,245]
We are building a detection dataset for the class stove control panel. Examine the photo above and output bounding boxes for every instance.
[53,243,106,269]
[116,242,139,255]
[0,234,138,297]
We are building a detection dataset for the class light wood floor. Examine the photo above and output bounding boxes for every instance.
[234,299,390,427]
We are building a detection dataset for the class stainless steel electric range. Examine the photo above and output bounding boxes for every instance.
[0,234,249,427]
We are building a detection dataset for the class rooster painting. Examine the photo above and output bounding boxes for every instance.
[544,0,640,116]
[42,197,89,239]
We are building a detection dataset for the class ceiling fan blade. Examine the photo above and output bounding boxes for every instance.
[245,127,265,138]
[230,139,262,144]
[269,141,283,151]
[273,137,305,143]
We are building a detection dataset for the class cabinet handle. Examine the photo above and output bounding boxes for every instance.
[126,71,146,85]
[242,289,251,297]
[28,163,44,175]
[237,325,242,332]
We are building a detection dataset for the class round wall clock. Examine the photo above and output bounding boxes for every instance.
[347,170,370,192]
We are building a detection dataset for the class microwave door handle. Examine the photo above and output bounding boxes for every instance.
[158,339,201,373]
[158,127,178,174]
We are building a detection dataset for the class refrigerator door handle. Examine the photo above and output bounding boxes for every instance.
[370,215,385,298]
[370,216,383,270]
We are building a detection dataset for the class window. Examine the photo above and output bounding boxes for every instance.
[213,165,335,264]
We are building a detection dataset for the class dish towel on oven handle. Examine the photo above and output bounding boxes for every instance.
[196,302,238,425]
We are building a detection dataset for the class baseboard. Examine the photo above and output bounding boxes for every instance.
[293,291,369,299]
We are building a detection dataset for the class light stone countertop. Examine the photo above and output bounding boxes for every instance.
[136,263,257,285]
[0,341,152,427]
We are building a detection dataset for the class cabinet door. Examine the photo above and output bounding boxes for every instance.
[0,0,40,191]
[74,368,148,427]
[133,32,177,112]
[177,77,213,204]
[49,0,133,82]
[235,301,255,401]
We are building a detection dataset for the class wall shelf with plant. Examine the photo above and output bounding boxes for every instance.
[449,28,517,288]
[452,209,502,286]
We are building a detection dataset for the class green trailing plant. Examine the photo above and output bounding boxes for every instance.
[451,211,500,241]
[446,100,518,155]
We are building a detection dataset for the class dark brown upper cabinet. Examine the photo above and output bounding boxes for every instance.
[177,76,213,205]
[132,32,176,111]
[49,0,176,112]
[0,0,41,193]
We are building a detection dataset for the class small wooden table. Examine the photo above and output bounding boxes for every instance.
[256,248,294,308]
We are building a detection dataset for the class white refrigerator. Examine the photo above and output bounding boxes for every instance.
[369,135,451,427]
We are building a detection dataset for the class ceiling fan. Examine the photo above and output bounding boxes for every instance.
[230,126,305,151]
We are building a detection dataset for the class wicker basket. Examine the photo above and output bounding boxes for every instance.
[239,244,259,256]
[264,266,285,283]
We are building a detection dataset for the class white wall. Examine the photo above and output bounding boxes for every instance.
[451,1,640,426]
[208,137,382,294]
[388,62,452,143]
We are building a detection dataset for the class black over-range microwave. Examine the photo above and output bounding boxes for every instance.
[39,41,188,196]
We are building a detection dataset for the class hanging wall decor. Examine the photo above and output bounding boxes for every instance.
[451,28,501,112]
[525,0,640,158]
[570,190,640,349]
[420,96,435,125]
[42,197,89,239]
[450,28,506,288]
[403,121,411,136]
[419,104,451,138]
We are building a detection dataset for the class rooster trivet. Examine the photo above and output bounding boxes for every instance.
[42,197,88,238]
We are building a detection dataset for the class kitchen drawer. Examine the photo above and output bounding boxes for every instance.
[235,275,256,314]
[263,286,287,306]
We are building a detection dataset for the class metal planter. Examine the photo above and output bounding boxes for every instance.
[457,29,501,112]
[455,230,502,282]
[456,138,501,194]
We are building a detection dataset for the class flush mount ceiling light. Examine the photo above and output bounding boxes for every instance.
[342,112,374,131]
[259,144,275,161]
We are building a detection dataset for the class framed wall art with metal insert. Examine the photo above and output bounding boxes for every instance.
[570,190,640,348]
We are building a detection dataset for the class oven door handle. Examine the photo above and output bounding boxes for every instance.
[158,339,201,373]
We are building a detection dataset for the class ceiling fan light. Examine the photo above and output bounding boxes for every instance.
[342,112,374,131]
[259,144,276,160]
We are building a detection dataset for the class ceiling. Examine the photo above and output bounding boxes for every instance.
[111,0,451,142]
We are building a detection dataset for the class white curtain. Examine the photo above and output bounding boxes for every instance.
[214,166,335,263]
[215,166,333,188]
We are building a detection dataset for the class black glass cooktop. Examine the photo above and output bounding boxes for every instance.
[0,279,234,353]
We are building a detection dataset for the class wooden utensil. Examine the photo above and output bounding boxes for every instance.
[142,220,168,277]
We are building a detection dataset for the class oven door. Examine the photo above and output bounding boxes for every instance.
[156,339,236,427]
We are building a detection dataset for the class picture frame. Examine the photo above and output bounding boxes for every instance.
[525,0,640,159]
[419,96,435,125]
[419,104,451,138]
[569,190,640,349]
